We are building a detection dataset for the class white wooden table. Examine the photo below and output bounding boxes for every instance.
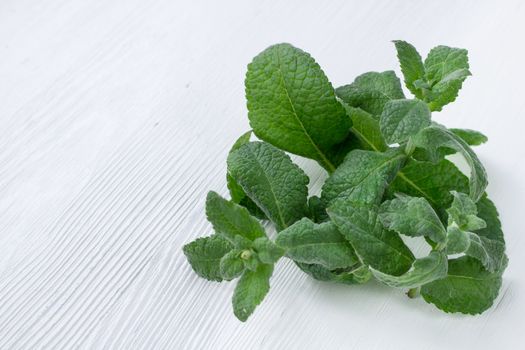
[1,1,524,348]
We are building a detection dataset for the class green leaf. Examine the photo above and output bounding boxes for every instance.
[297,262,372,285]
[205,191,266,243]
[336,71,405,116]
[322,148,406,206]
[276,218,358,269]
[253,237,285,264]
[328,202,414,276]
[226,131,267,219]
[220,250,245,280]
[476,195,504,243]
[242,250,260,271]
[450,128,488,146]
[227,142,309,231]
[421,256,506,315]
[232,263,273,321]
[423,46,471,111]
[371,251,448,288]
[379,194,446,243]
[393,40,425,99]
[412,124,488,202]
[342,104,387,152]
[388,158,469,219]
[245,43,351,172]
[447,191,486,230]
[308,196,329,223]
[183,235,234,282]
[380,99,431,144]
[445,226,471,254]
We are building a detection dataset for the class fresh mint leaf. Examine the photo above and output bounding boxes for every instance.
[447,191,486,230]
[227,141,309,231]
[220,250,245,280]
[371,251,448,288]
[336,71,405,116]
[393,40,425,99]
[308,196,329,223]
[388,158,469,217]
[245,43,351,172]
[233,263,273,321]
[342,104,388,152]
[421,256,506,314]
[412,124,488,202]
[379,194,446,243]
[183,235,234,282]
[276,218,358,269]
[380,99,431,144]
[297,262,372,285]
[423,46,470,111]
[205,191,266,243]
[445,226,471,254]
[476,195,504,243]
[328,202,414,276]
[242,250,260,271]
[226,131,267,219]
[253,237,285,264]
[322,148,406,206]
[450,128,488,146]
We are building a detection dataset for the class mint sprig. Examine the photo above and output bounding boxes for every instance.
[183,41,507,321]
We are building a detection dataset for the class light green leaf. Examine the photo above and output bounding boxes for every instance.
[447,191,486,230]
[276,218,358,269]
[380,99,431,144]
[205,191,266,243]
[423,46,471,111]
[450,128,488,146]
[227,142,309,231]
[342,104,388,152]
[183,235,234,282]
[336,71,405,116]
[220,250,245,280]
[421,256,506,315]
[446,225,506,273]
[379,194,446,243]
[412,124,488,202]
[297,262,372,285]
[245,43,351,172]
[226,131,267,219]
[371,251,448,288]
[393,40,425,99]
[322,148,406,206]
[328,202,414,276]
[232,263,273,321]
[253,237,284,264]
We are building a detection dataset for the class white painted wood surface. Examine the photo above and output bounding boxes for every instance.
[1,1,524,348]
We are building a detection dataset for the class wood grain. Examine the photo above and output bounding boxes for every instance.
[0,0,524,348]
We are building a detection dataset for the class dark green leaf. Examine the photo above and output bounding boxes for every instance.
[246,43,350,172]
[393,40,425,98]
[233,264,273,321]
[183,235,234,282]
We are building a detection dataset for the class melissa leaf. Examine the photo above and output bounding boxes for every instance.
[183,235,234,282]
[322,148,406,206]
[447,191,487,230]
[336,71,405,116]
[227,141,309,231]
[226,131,267,219]
[380,99,431,144]
[233,264,273,321]
[371,251,448,288]
[412,124,488,202]
[276,218,358,269]
[450,128,488,146]
[245,43,350,172]
[328,202,414,276]
[297,262,372,285]
[421,256,506,315]
[253,237,285,264]
[220,250,245,280]
[379,194,446,243]
[393,40,425,99]
[342,104,388,152]
[205,191,266,243]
